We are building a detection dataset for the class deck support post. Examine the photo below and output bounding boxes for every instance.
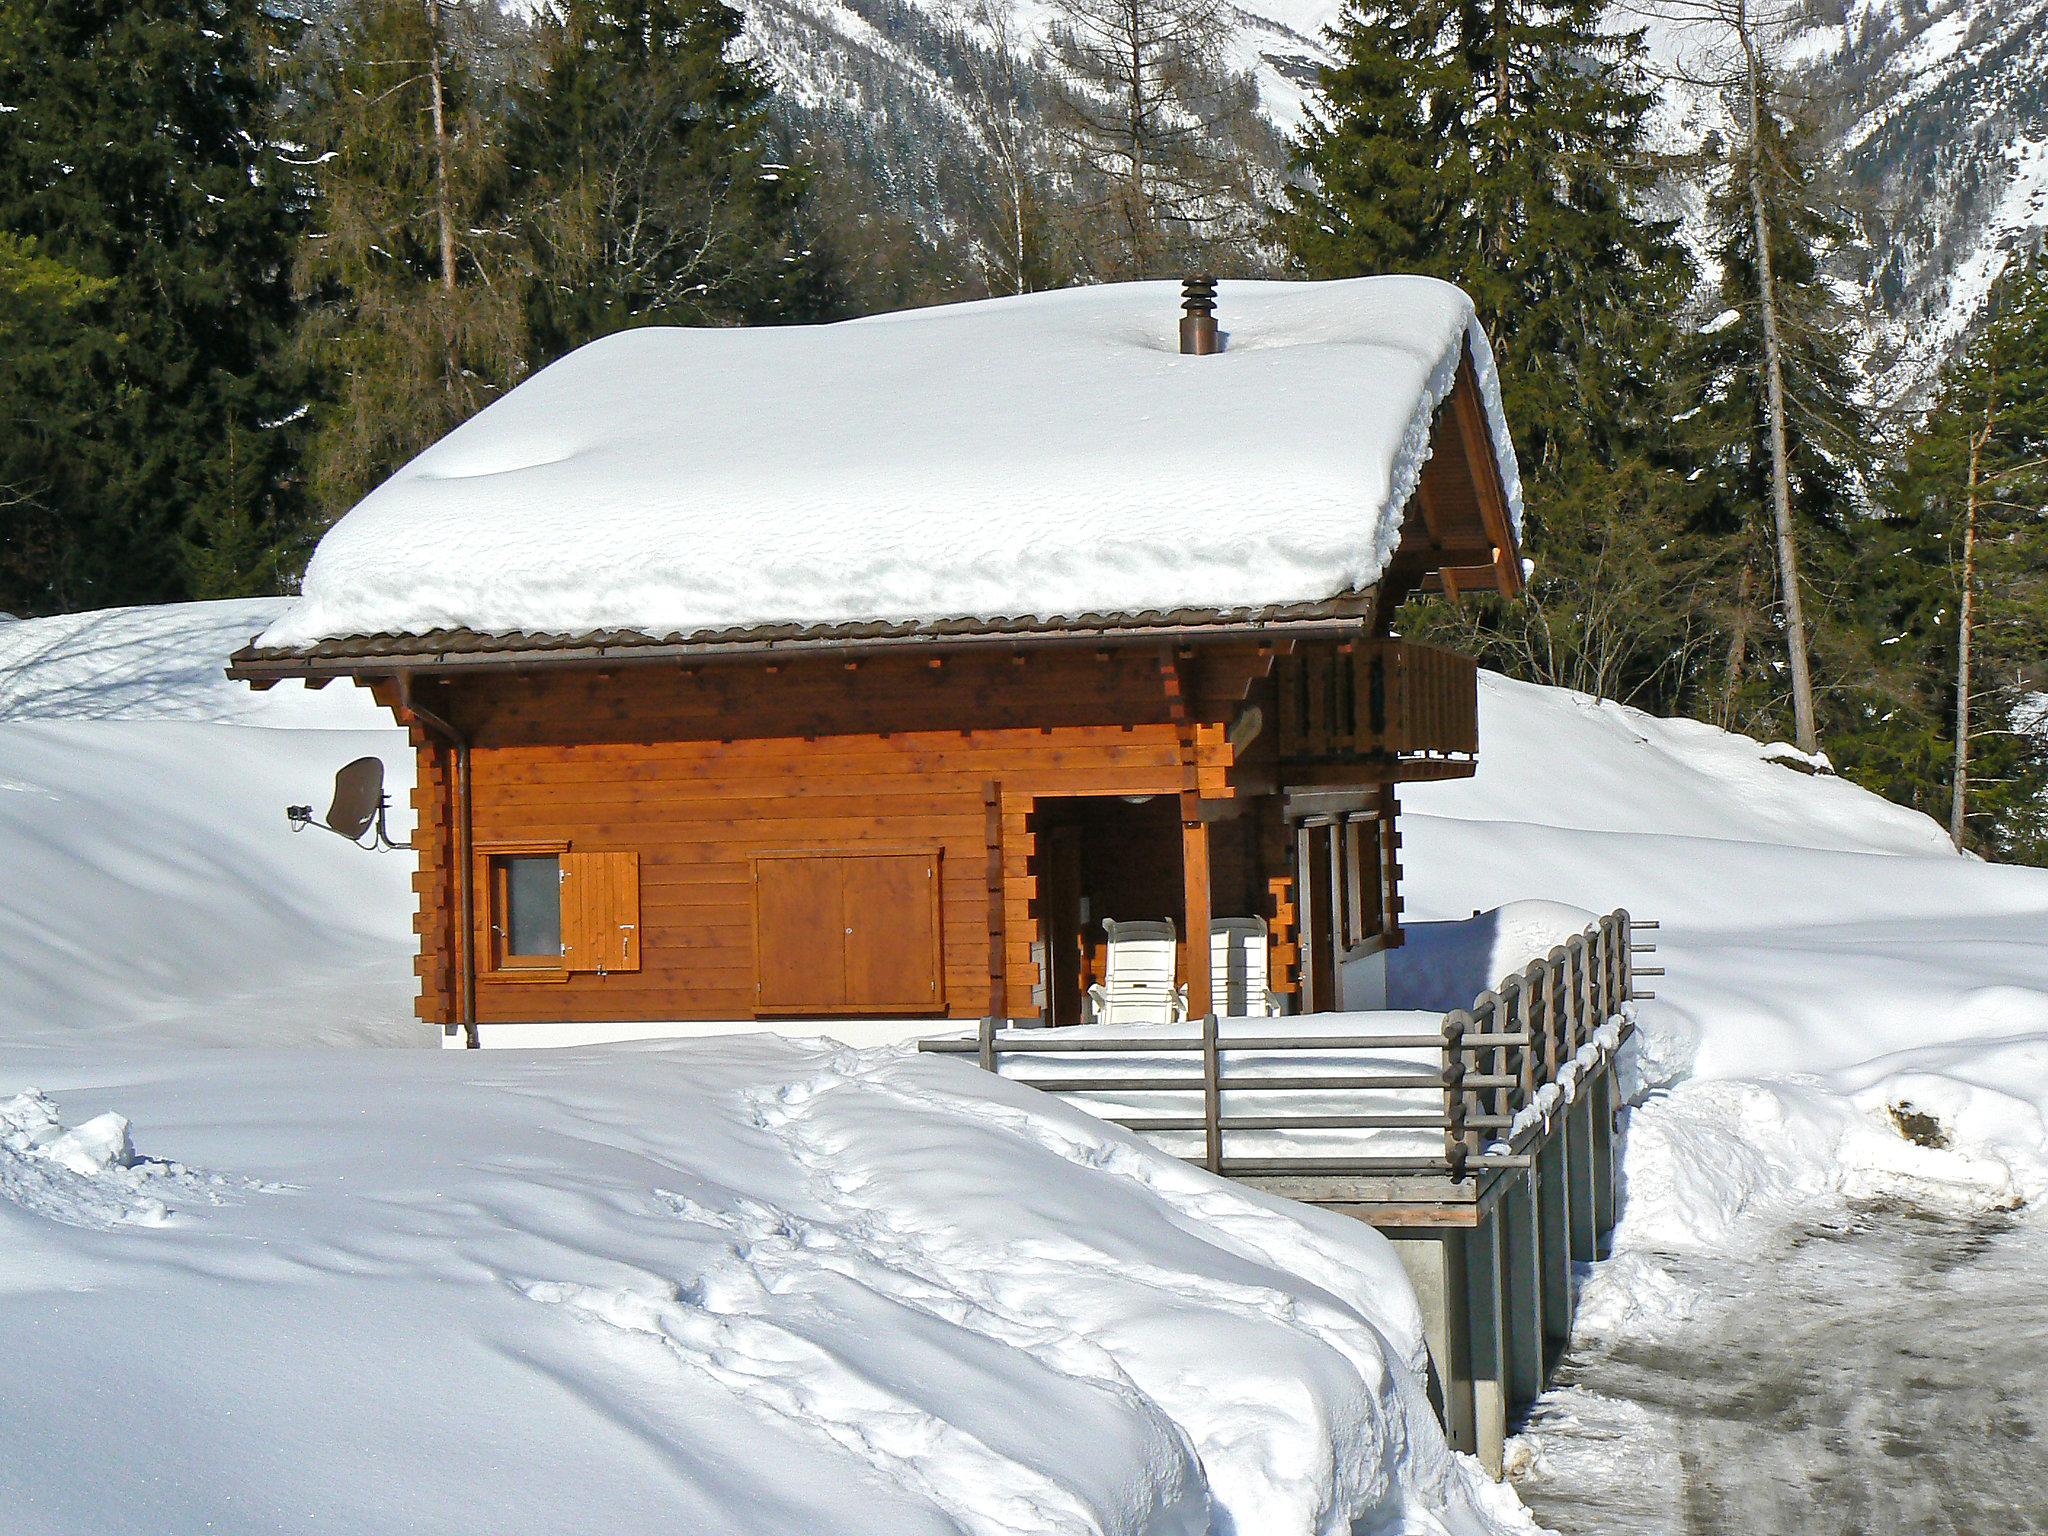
[1564,1088,1598,1264]
[1461,1212,1509,1478]
[1589,1064,1618,1255]
[1536,1133,1574,1355]
[1384,1231,1475,1458]
[1499,1168,1545,1410]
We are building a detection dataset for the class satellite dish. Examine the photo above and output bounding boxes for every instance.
[286,756,408,850]
[326,757,386,841]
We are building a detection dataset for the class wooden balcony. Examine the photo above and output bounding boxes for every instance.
[1276,639,1478,772]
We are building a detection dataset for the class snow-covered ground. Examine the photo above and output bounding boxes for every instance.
[6,600,2047,1531]
[1398,673,2048,1285]
[0,601,1525,1536]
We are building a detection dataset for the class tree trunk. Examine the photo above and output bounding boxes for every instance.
[1740,11,1819,755]
[426,0,458,295]
[1950,388,1995,850]
[1721,559,1755,728]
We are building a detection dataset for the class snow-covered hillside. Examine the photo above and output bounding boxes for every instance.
[1402,672,2048,1228]
[0,601,1527,1536]
[6,600,2048,1530]
[0,600,416,1047]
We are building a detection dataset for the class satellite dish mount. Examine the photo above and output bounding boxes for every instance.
[287,756,410,850]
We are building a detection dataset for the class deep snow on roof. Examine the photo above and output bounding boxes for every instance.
[257,276,1522,650]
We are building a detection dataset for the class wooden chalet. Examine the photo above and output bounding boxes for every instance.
[230,276,1523,1047]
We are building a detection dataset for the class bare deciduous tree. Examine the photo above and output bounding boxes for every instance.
[1043,0,1264,277]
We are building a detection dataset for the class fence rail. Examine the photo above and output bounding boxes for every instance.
[922,909,1648,1182]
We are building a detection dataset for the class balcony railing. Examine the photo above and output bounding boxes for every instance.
[1276,639,1479,763]
[921,911,1651,1184]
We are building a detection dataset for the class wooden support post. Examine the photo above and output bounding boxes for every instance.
[1463,1212,1509,1478]
[1536,1134,1574,1357]
[1590,1064,1618,1255]
[1182,808,1213,1019]
[1500,1169,1546,1410]
[1565,1088,1599,1264]
[983,781,1008,1024]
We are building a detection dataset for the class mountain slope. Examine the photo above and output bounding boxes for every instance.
[742,0,2047,396]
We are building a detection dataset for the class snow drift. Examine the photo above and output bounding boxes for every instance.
[0,600,1530,1536]
[1399,673,2048,1218]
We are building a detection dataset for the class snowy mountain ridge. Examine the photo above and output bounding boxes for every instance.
[740,0,2047,401]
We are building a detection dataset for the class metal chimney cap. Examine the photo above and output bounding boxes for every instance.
[1180,275,1220,355]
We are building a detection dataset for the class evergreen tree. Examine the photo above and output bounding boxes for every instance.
[1680,91,1878,754]
[0,0,312,610]
[1276,0,1704,708]
[1870,260,2048,860]
[290,0,526,524]
[511,0,826,362]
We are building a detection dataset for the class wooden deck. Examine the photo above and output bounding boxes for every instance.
[921,910,1648,1216]
[921,909,1658,1473]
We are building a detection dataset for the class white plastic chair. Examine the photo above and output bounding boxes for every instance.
[1086,918,1187,1025]
[1210,916,1282,1017]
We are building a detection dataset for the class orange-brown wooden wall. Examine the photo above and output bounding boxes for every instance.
[401,645,1270,1028]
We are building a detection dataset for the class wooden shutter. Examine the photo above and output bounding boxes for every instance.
[561,852,641,973]
[751,850,943,1015]
[841,852,942,1011]
[753,854,846,1011]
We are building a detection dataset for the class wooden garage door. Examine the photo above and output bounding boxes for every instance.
[752,850,943,1015]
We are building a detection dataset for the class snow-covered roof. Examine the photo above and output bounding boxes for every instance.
[255,276,1522,653]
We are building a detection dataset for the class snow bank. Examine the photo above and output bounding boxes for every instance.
[0,601,417,1046]
[0,601,1531,1534]
[257,277,1522,648]
[1400,672,2048,1219]
[0,1037,1532,1536]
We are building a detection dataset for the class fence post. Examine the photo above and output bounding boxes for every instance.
[1201,1012,1222,1174]
[1515,970,1538,1115]
[979,1014,996,1073]
[1543,952,1563,1084]
[1580,935,1597,1040]
[1443,1010,1470,1180]
[1617,909,1632,1009]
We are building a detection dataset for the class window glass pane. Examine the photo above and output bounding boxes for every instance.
[504,855,561,958]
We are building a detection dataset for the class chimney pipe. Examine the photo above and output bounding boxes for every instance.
[1180,275,1219,355]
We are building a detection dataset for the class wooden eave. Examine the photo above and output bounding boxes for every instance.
[1379,349,1525,607]
[225,595,1381,686]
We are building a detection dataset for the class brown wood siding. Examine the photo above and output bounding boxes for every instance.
[397,648,1254,1026]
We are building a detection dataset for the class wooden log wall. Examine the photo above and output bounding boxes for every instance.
[398,646,1263,1027]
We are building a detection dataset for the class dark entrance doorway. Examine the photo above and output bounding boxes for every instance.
[1030,795,1185,1026]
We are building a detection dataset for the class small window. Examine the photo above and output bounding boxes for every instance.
[475,843,640,982]
[500,854,562,963]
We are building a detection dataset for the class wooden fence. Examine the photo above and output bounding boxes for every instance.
[922,910,1654,1181]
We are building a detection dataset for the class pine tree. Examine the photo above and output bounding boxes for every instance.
[1276,0,1704,707]
[0,0,312,610]
[290,0,526,523]
[1873,260,2048,859]
[510,0,825,362]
